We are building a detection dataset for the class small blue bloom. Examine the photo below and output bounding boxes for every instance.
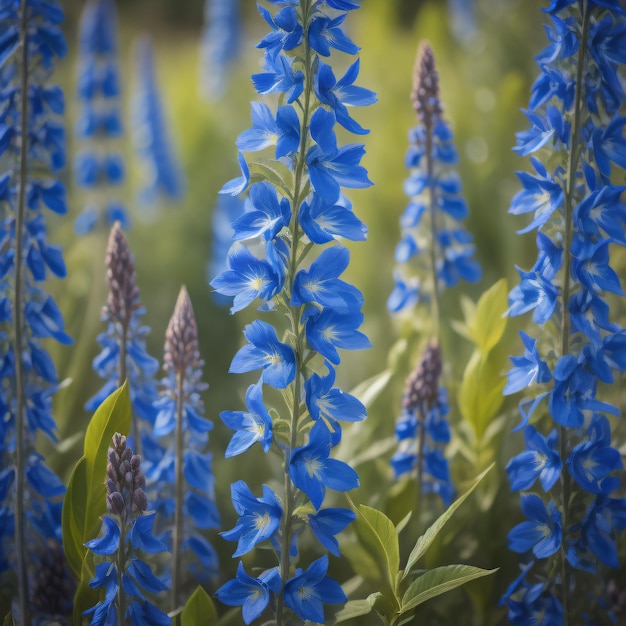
[284,555,347,623]
[230,320,296,388]
[308,508,356,557]
[299,193,367,244]
[505,331,553,395]
[221,381,273,457]
[507,494,562,559]
[221,481,282,557]
[289,422,359,510]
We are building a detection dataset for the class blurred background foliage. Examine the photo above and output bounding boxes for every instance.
[37,0,616,623]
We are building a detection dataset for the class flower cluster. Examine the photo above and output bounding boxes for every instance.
[211,1,375,623]
[199,0,241,100]
[387,41,481,317]
[146,286,220,609]
[131,35,184,210]
[87,222,159,453]
[391,339,454,506]
[0,1,71,619]
[73,0,129,235]
[85,433,170,625]
[502,2,626,622]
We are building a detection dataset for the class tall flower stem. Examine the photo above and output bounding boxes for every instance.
[171,371,185,611]
[558,5,590,618]
[14,1,31,623]
[425,122,441,340]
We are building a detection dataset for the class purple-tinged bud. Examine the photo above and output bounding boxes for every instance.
[107,491,126,516]
[164,285,202,375]
[411,41,443,128]
[104,222,141,325]
[403,339,442,413]
[132,489,148,514]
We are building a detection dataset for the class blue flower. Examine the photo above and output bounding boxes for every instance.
[252,52,304,103]
[231,181,291,241]
[506,426,562,492]
[236,103,300,159]
[308,508,356,557]
[230,320,296,388]
[567,415,622,495]
[221,381,273,456]
[221,481,282,557]
[284,555,347,623]
[504,331,553,395]
[508,494,562,559]
[216,563,281,625]
[289,422,359,510]
[292,245,363,311]
[308,13,358,57]
[299,193,367,244]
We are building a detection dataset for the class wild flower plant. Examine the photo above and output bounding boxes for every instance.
[84,433,170,625]
[199,0,241,100]
[0,2,71,622]
[87,222,159,456]
[131,35,184,211]
[388,42,481,508]
[210,0,375,622]
[149,286,220,611]
[74,0,129,235]
[502,2,626,622]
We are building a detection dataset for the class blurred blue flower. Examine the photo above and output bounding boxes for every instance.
[508,494,562,559]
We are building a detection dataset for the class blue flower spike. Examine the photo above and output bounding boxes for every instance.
[502,2,626,622]
[212,1,375,622]
[149,286,219,611]
[0,3,73,622]
[85,433,170,625]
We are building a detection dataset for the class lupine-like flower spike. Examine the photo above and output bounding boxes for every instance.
[148,286,220,611]
[391,340,454,505]
[211,1,375,623]
[389,42,479,507]
[87,222,159,455]
[199,0,241,100]
[131,35,185,211]
[85,433,170,625]
[501,2,626,623]
[74,0,129,235]
[0,2,71,622]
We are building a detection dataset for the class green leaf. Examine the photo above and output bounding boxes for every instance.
[248,158,293,196]
[353,504,400,603]
[72,558,100,626]
[458,351,506,440]
[62,383,132,579]
[328,594,381,624]
[467,279,508,352]
[2,612,12,626]
[181,586,218,626]
[395,511,412,536]
[400,565,498,614]
[402,464,494,580]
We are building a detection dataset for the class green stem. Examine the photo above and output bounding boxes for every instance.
[276,2,313,623]
[171,372,185,612]
[557,3,590,621]
[415,408,425,516]
[14,2,31,624]
[425,117,441,341]
[116,518,129,626]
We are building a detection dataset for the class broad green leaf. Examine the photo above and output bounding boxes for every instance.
[354,504,400,602]
[402,464,493,580]
[62,456,89,578]
[2,612,11,626]
[395,511,412,536]
[62,383,131,580]
[458,351,506,439]
[467,279,508,352]
[181,586,217,626]
[328,594,381,624]
[400,565,498,614]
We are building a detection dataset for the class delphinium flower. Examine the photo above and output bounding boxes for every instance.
[388,42,480,507]
[199,0,241,100]
[148,285,220,611]
[130,35,184,212]
[73,0,129,235]
[390,339,454,506]
[84,433,171,625]
[211,1,374,623]
[0,2,72,623]
[501,2,626,623]
[87,222,159,456]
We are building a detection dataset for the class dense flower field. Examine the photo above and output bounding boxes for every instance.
[0,0,625,624]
